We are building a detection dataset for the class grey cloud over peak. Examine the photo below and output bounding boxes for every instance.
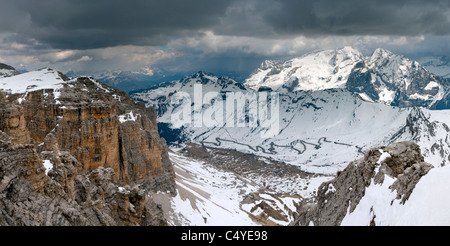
[1,0,449,50]
[0,0,450,79]
[0,0,235,49]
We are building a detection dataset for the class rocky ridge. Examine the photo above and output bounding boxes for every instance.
[0,131,166,225]
[0,66,176,225]
[291,141,433,226]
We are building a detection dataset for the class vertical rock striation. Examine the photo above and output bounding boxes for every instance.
[0,68,176,225]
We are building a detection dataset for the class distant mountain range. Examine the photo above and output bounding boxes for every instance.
[131,47,450,173]
[132,71,450,173]
[65,69,186,93]
[417,56,450,79]
[245,46,450,109]
[131,47,450,172]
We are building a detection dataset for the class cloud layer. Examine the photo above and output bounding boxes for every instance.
[1,0,450,78]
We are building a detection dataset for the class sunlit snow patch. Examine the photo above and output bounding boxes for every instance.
[42,160,53,176]
[119,111,140,123]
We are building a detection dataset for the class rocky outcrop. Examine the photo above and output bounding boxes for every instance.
[0,68,176,225]
[291,141,433,226]
[0,132,166,226]
[0,70,175,194]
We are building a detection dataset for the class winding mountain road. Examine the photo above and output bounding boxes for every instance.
[201,136,366,156]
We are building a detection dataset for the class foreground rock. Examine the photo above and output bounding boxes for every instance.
[0,131,166,225]
[0,67,176,225]
[291,141,433,226]
[0,69,175,193]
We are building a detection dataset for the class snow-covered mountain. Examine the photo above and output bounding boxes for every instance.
[292,141,448,226]
[245,46,364,93]
[0,67,68,97]
[348,48,449,109]
[132,67,450,225]
[3,59,450,226]
[245,47,450,109]
[418,56,450,79]
[132,71,450,174]
[0,63,19,78]
[132,71,247,122]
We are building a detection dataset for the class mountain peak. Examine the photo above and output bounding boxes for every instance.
[259,60,282,70]
[180,71,243,88]
[245,46,364,92]
[192,70,211,77]
[368,48,401,65]
[339,46,363,56]
[0,63,20,78]
[372,48,394,57]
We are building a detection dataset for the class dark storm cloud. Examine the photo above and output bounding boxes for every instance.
[1,0,450,50]
[259,0,450,36]
[0,0,236,49]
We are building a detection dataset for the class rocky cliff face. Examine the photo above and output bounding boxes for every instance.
[0,67,176,225]
[0,131,167,226]
[291,141,433,226]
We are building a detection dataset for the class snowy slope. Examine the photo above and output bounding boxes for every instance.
[153,149,311,226]
[155,150,260,226]
[0,68,68,96]
[341,160,450,226]
[132,71,247,122]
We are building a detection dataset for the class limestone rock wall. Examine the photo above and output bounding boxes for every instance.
[0,132,166,226]
[0,76,175,194]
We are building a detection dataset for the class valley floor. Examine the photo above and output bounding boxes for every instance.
[152,145,332,226]
[152,142,450,226]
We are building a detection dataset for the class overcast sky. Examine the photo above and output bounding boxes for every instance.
[0,0,449,80]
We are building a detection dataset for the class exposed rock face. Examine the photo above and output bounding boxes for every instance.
[0,71,175,193]
[291,141,433,226]
[0,68,176,225]
[0,132,166,225]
